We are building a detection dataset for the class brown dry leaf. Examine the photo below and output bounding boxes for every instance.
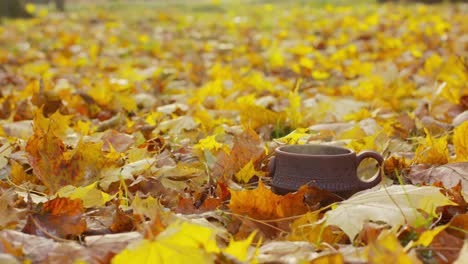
[22,197,86,239]
[0,230,83,263]
[447,214,468,239]
[102,129,134,152]
[25,130,107,193]
[109,208,140,233]
[356,222,389,246]
[229,181,309,220]
[257,241,318,263]
[429,230,465,264]
[213,127,265,181]
[85,232,143,264]
[175,182,230,214]
[176,197,223,214]
[408,163,468,197]
[0,189,21,229]
[31,81,63,117]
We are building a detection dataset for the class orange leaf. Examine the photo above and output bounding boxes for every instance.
[22,197,86,238]
[229,181,308,220]
[26,130,107,193]
[213,127,265,181]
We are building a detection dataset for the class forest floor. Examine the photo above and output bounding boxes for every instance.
[0,1,467,263]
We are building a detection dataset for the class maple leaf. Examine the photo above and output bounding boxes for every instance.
[212,127,265,181]
[26,130,108,193]
[112,221,219,264]
[22,197,86,238]
[453,121,468,162]
[365,230,422,264]
[229,181,309,220]
[32,109,72,137]
[325,185,455,240]
[0,189,21,228]
[57,182,113,208]
[234,160,266,183]
[413,129,449,165]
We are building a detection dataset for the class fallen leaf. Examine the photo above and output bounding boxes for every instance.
[408,163,468,197]
[453,120,468,162]
[234,160,266,183]
[22,197,86,239]
[289,212,345,246]
[325,185,455,240]
[57,182,113,208]
[429,230,464,264]
[413,128,449,165]
[257,241,317,263]
[213,127,265,181]
[0,189,21,228]
[229,181,309,220]
[223,231,257,262]
[454,240,468,264]
[310,253,344,264]
[26,130,108,193]
[447,214,468,239]
[112,221,219,264]
[366,230,422,264]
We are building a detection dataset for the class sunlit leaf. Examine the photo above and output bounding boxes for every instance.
[325,185,455,240]
[112,221,219,264]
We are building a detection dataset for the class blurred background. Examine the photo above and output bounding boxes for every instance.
[1,0,467,18]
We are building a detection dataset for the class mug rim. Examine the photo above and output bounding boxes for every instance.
[276,144,354,157]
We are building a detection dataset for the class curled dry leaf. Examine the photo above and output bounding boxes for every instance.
[409,163,468,197]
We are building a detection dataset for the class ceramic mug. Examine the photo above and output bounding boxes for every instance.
[269,144,383,196]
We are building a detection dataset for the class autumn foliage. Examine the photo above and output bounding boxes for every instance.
[0,1,467,263]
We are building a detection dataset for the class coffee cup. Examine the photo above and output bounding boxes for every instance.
[269,144,383,196]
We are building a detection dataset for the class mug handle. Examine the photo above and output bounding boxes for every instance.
[356,151,383,189]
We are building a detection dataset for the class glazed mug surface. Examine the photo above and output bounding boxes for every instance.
[269,144,383,196]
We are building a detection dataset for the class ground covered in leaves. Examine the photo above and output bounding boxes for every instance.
[0,1,467,263]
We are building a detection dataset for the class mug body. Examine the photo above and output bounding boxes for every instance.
[271,144,360,194]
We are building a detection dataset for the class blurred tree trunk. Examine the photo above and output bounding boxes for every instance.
[0,0,31,18]
[55,0,65,11]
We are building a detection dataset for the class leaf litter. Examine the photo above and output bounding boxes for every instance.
[0,1,467,263]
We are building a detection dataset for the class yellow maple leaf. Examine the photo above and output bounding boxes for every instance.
[223,231,258,262]
[33,109,72,137]
[194,135,227,153]
[453,121,468,162]
[112,221,219,264]
[57,182,113,208]
[275,128,311,144]
[337,125,367,140]
[312,70,330,80]
[346,132,380,153]
[366,230,422,264]
[413,128,449,165]
[131,195,159,219]
[410,224,449,248]
[234,160,266,183]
